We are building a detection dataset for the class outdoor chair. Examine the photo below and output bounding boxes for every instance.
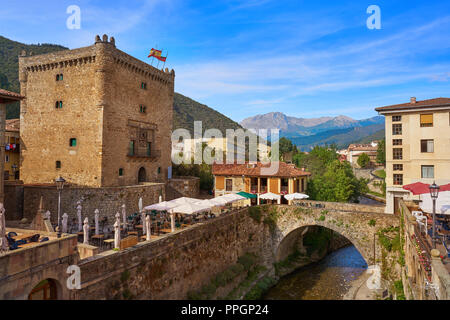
[39,237,49,242]
[7,232,17,238]
[30,234,40,242]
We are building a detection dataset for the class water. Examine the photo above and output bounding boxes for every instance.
[263,245,368,300]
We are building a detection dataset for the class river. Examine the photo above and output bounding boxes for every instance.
[263,245,368,300]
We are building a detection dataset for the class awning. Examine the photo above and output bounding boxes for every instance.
[237,191,257,199]
[402,182,432,195]
[172,202,212,215]
[419,191,450,215]
[284,193,309,201]
[259,192,281,200]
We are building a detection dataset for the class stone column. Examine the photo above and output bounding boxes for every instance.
[0,103,5,203]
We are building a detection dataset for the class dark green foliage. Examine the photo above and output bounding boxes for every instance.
[237,253,257,272]
[120,270,130,282]
[357,152,371,168]
[377,139,386,165]
[173,162,213,191]
[368,219,376,227]
[248,206,262,223]
[393,280,406,300]
[243,277,276,300]
[303,228,333,256]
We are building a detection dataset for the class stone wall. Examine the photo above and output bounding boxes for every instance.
[19,35,174,188]
[4,181,24,221]
[166,176,200,200]
[23,183,165,224]
[292,199,385,214]
[0,229,78,300]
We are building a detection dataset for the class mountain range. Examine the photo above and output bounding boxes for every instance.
[240,112,385,150]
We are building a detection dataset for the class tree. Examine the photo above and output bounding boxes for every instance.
[357,153,371,168]
[376,139,386,165]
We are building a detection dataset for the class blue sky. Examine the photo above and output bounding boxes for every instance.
[1,0,450,122]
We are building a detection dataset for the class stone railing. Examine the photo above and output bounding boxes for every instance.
[292,199,385,214]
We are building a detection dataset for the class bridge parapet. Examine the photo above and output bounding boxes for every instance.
[292,199,385,214]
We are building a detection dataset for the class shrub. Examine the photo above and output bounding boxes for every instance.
[238,253,257,271]
[368,219,376,227]
[248,206,262,223]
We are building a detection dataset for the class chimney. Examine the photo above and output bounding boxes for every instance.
[410,97,416,104]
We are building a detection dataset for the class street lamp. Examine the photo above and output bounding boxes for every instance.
[55,176,66,231]
[429,181,440,249]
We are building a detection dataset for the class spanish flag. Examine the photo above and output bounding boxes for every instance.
[148,48,167,62]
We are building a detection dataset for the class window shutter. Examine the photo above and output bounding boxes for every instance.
[216,176,224,189]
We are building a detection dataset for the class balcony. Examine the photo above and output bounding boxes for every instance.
[127,149,161,160]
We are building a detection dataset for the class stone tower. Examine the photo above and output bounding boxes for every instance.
[19,35,174,187]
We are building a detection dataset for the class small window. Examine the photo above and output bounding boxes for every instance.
[129,141,135,156]
[393,174,403,185]
[421,165,434,179]
[157,167,161,174]
[393,148,403,160]
[392,124,402,135]
[139,105,147,113]
[393,164,403,171]
[420,140,434,153]
[392,115,401,122]
[55,101,63,109]
[56,74,63,81]
[119,168,124,176]
[141,82,147,89]
[226,179,233,191]
[56,161,61,169]
[420,114,433,127]
[5,155,9,162]
[393,139,402,146]
[147,142,151,156]
[69,138,77,147]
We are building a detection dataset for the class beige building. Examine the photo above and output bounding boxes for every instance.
[375,97,450,214]
[212,162,310,204]
[4,119,20,181]
[0,89,23,202]
[347,142,379,168]
[177,137,271,163]
[19,34,174,187]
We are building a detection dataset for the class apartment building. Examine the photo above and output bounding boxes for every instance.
[375,97,450,214]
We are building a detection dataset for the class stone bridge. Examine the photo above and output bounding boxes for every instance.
[268,201,399,265]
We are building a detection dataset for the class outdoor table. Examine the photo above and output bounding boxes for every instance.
[159,228,173,234]
[103,239,114,249]
[128,231,138,236]
[91,234,104,246]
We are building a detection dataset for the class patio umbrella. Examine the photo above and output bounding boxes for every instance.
[419,191,450,214]
[402,182,431,195]
[441,183,450,192]
[207,197,230,206]
[170,212,175,232]
[237,191,257,199]
[144,201,179,212]
[94,209,99,235]
[260,192,281,201]
[122,204,127,231]
[83,217,89,244]
[62,213,68,234]
[159,195,162,203]
[169,197,202,206]
[284,193,309,201]
[145,214,152,241]
[0,204,8,252]
[141,210,147,235]
[172,202,211,215]
[221,193,246,203]
[77,204,82,232]
[114,220,120,249]
[138,197,143,213]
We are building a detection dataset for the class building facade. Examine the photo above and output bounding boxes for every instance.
[212,162,310,204]
[4,119,20,181]
[19,34,174,188]
[0,89,23,202]
[347,142,379,167]
[375,97,450,214]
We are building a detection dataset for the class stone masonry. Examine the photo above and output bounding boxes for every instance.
[19,34,174,188]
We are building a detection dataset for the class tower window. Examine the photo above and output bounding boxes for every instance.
[157,167,161,174]
[141,82,147,89]
[69,138,77,147]
[55,101,63,109]
[56,74,63,81]
[56,161,61,169]
[139,105,147,113]
[119,168,124,176]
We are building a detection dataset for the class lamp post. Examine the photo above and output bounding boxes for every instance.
[55,176,66,231]
[429,181,440,249]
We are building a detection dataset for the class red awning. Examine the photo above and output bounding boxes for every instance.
[402,182,431,195]
[441,183,450,192]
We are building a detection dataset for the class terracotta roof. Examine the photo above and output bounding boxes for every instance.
[348,144,378,152]
[0,89,23,102]
[212,162,311,177]
[5,119,20,132]
[375,97,450,112]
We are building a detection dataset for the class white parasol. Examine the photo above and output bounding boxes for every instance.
[260,192,281,201]
[284,193,309,201]
[94,209,99,235]
[77,204,82,232]
[114,220,120,249]
[83,217,89,244]
[62,213,68,234]
[122,204,127,231]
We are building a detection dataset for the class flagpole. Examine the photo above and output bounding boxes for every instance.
[162,50,168,70]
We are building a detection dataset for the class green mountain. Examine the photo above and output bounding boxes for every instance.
[353,128,385,145]
[0,36,243,135]
[173,92,243,134]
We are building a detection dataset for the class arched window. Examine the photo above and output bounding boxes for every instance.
[138,167,146,183]
[28,279,58,300]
